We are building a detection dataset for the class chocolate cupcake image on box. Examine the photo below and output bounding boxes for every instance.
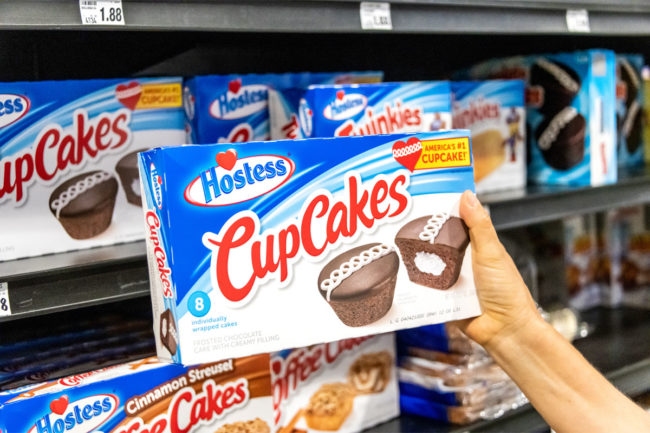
[395,213,469,290]
[530,58,581,115]
[348,351,392,394]
[620,58,643,154]
[535,106,586,170]
[49,170,118,240]
[116,149,147,206]
[318,243,398,327]
[160,309,178,356]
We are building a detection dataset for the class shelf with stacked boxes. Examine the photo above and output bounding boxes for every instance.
[1,1,650,35]
[370,306,650,433]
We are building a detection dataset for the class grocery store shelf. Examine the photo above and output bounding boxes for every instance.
[484,168,650,230]
[0,242,148,322]
[370,306,650,433]
[2,1,650,35]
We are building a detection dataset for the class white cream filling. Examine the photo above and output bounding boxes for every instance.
[537,106,578,151]
[536,58,580,93]
[414,252,446,276]
[621,58,641,89]
[622,100,640,138]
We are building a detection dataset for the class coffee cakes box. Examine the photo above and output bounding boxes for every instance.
[271,334,399,432]
[0,355,273,433]
[451,80,526,193]
[459,50,617,187]
[138,131,480,365]
[0,77,185,261]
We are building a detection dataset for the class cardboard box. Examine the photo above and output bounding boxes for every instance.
[616,54,645,168]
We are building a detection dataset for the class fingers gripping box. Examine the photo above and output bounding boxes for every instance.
[0,77,185,260]
[138,131,480,365]
[451,81,526,193]
[296,82,451,138]
[0,355,273,433]
[271,334,399,433]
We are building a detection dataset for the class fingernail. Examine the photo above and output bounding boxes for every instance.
[465,191,480,208]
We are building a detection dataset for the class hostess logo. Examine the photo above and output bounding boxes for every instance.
[150,163,163,209]
[28,394,118,433]
[0,94,29,128]
[209,79,268,120]
[184,150,295,207]
[323,90,367,121]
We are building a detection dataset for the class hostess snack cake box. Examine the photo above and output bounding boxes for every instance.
[0,355,273,433]
[294,82,451,138]
[451,80,526,193]
[185,72,383,144]
[0,77,185,261]
[616,54,645,168]
[271,334,398,432]
[459,50,617,187]
[564,214,600,310]
[644,66,650,165]
[138,130,480,365]
[269,72,383,140]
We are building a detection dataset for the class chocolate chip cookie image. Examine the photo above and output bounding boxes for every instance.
[530,58,581,115]
[305,383,355,431]
[215,418,270,433]
[535,107,586,170]
[395,214,469,290]
[49,170,118,239]
[318,243,399,327]
[348,351,393,394]
[116,149,147,206]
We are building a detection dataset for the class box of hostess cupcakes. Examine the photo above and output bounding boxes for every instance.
[0,77,185,261]
[616,54,645,168]
[459,49,617,187]
[138,130,481,365]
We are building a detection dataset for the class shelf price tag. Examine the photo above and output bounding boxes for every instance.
[0,282,11,317]
[360,2,392,31]
[566,9,590,33]
[79,0,125,26]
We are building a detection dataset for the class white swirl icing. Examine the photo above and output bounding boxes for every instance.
[537,106,578,151]
[50,171,114,219]
[392,140,422,158]
[536,58,580,94]
[622,100,640,138]
[320,244,394,302]
[620,58,640,89]
[419,213,450,243]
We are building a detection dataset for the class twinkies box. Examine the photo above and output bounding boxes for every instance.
[451,81,526,193]
[272,334,399,432]
[0,77,185,261]
[460,50,617,186]
[616,54,645,168]
[0,355,273,433]
[138,131,480,364]
[297,82,451,138]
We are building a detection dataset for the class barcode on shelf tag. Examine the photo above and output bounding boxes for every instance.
[360,2,392,31]
[0,282,11,317]
[79,0,125,25]
[566,9,590,33]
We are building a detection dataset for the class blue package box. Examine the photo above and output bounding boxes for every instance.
[616,54,645,168]
[452,80,526,193]
[460,50,617,187]
[138,131,480,364]
[294,82,451,138]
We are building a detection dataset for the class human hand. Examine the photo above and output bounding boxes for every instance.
[455,190,542,348]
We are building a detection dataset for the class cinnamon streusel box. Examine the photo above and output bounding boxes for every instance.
[138,130,480,365]
[271,334,399,433]
[0,77,185,260]
[0,355,273,433]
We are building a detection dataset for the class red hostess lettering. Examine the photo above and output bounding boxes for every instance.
[0,108,132,204]
[146,211,173,298]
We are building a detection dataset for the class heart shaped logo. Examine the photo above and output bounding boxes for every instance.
[228,79,242,94]
[116,82,142,110]
[336,90,345,101]
[216,149,238,171]
[392,137,423,172]
[50,395,69,415]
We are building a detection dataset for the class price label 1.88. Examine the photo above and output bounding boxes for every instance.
[0,282,11,317]
[79,0,125,26]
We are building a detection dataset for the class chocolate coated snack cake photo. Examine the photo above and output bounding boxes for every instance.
[395,214,469,290]
[318,243,399,327]
[49,170,118,239]
[116,149,148,206]
[159,309,178,356]
[535,107,586,170]
[530,58,581,115]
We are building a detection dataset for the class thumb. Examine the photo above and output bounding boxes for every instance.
[458,190,501,255]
